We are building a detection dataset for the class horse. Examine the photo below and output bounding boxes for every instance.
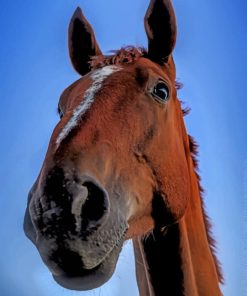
[24,0,223,295]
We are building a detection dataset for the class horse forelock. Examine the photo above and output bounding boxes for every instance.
[90,46,148,70]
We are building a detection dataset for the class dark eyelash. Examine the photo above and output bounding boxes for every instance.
[57,105,63,118]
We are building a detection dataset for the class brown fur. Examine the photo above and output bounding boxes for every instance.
[89,45,223,287]
[90,47,190,119]
[91,48,222,282]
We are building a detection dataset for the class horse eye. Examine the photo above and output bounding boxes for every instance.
[152,82,169,103]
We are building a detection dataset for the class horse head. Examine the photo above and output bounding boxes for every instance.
[24,0,193,291]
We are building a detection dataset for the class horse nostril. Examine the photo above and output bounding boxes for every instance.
[71,181,109,232]
[82,181,108,221]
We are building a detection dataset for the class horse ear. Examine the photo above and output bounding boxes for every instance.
[144,0,177,64]
[68,7,102,76]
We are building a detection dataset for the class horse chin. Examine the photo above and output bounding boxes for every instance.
[52,241,123,291]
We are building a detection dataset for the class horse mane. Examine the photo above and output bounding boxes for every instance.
[188,135,224,283]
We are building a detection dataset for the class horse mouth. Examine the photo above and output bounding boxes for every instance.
[52,237,124,291]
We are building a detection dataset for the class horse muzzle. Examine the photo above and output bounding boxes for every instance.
[23,166,128,290]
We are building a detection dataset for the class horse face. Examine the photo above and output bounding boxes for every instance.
[24,1,191,291]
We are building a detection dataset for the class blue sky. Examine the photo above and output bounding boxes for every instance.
[0,0,246,295]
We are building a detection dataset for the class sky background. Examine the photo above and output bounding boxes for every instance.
[0,0,246,295]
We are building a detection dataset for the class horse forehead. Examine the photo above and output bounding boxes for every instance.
[56,65,122,147]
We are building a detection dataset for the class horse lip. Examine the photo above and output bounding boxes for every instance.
[52,236,124,291]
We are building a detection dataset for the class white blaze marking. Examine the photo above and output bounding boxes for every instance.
[56,65,122,146]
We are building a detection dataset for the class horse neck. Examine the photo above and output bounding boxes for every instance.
[133,142,222,296]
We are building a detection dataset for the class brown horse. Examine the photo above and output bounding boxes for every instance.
[24,0,223,295]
